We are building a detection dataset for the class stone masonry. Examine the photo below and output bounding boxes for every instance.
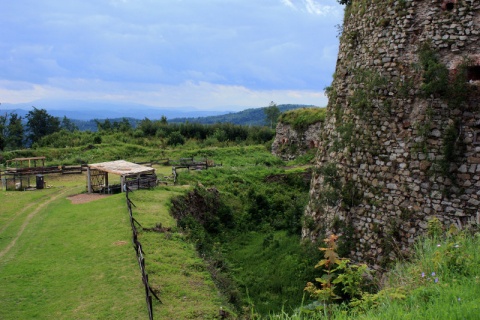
[271,121,322,161]
[303,0,480,269]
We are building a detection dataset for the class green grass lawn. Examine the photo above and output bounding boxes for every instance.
[0,185,146,319]
[0,174,225,319]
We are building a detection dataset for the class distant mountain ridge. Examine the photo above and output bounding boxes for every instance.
[169,104,320,126]
[0,102,323,131]
[0,99,226,120]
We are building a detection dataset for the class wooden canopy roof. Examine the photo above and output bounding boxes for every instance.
[8,157,46,161]
[88,160,154,176]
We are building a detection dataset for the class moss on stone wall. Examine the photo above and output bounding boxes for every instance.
[278,107,326,132]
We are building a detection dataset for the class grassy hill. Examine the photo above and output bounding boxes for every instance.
[63,104,321,131]
[169,104,321,126]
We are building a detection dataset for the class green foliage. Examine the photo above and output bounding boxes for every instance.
[421,61,449,97]
[332,121,355,151]
[348,69,389,118]
[60,116,78,132]
[278,107,326,131]
[304,235,369,318]
[170,186,233,244]
[264,101,281,129]
[0,113,6,151]
[225,232,323,315]
[427,217,443,238]
[314,162,344,210]
[353,231,480,319]
[26,107,61,145]
[167,154,315,315]
[341,181,362,209]
[412,108,432,154]
[170,104,315,126]
[440,122,459,179]
[448,63,471,108]
[5,113,24,150]
[419,43,471,107]
[166,131,185,146]
[94,117,134,133]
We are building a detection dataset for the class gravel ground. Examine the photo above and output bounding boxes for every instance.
[67,193,109,204]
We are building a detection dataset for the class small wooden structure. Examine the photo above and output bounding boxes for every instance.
[5,157,46,173]
[2,157,48,191]
[86,160,157,193]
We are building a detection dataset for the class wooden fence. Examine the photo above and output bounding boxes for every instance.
[125,187,161,319]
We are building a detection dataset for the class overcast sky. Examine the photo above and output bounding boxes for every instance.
[0,0,343,112]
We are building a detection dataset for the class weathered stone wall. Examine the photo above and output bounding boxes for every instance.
[271,122,322,161]
[303,0,480,269]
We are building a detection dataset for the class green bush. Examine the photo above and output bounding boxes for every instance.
[167,131,185,146]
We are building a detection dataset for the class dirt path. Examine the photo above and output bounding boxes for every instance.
[0,192,59,235]
[0,187,74,260]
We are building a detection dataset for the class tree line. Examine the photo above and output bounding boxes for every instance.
[0,106,280,151]
[0,107,78,151]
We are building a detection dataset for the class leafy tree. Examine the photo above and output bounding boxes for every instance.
[160,115,168,124]
[95,119,112,132]
[6,113,24,150]
[26,107,60,145]
[61,116,78,132]
[138,118,157,136]
[112,118,132,132]
[337,0,352,5]
[0,113,6,151]
[264,101,281,129]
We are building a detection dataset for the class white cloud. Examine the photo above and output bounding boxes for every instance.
[0,79,328,111]
[1,0,340,110]
[281,0,297,9]
[304,0,339,16]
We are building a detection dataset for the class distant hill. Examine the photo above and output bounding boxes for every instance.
[169,104,321,126]
[0,99,225,121]
[0,104,323,131]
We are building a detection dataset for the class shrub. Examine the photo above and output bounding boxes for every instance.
[167,131,185,146]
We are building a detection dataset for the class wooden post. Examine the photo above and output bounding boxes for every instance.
[104,172,109,194]
[87,167,93,193]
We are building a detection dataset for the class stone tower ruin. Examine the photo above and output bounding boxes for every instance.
[303,0,480,268]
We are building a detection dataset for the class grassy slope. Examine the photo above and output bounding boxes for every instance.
[265,232,480,320]
[0,174,224,319]
[225,231,315,315]
[128,187,228,319]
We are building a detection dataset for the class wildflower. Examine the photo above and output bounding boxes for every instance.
[437,244,441,247]
[454,244,460,248]
[434,277,439,283]
[431,272,436,277]
[457,298,461,302]
[421,272,425,278]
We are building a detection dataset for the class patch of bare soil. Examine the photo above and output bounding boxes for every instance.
[67,193,109,204]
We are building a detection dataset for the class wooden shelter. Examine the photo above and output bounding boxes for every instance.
[5,157,46,173]
[86,160,156,193]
